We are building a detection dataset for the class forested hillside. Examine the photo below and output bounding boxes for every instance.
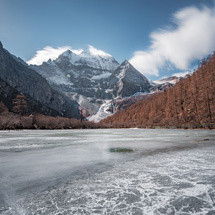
[102,54,215,128]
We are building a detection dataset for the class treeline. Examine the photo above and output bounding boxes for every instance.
[0,103,102,129]
[102,53,215,129]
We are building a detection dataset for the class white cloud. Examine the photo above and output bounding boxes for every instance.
[129,5,215,76]
[88,45,111,57]
[27,46,83,65]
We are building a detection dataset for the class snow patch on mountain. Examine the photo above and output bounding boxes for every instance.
[153,78,178,85]
[68,93,100,117]
[87,100,114,122]
[91,72,112,80]
[48,74,72,86]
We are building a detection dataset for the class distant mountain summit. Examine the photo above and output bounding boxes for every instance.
[31,47,120,99]
[31,47,152,119]
[55,46,119,71]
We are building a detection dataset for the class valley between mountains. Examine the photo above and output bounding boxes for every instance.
[1,41,214,129]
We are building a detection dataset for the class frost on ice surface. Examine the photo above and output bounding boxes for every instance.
[0,129,215,214]
[25,147,215,214]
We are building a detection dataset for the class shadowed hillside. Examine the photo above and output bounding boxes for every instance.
[102,53,215,129]
[0,42,80,119]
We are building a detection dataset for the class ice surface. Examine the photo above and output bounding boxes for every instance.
[0,129,214,214]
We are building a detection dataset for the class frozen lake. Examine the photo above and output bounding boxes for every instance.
[0,129,214,214]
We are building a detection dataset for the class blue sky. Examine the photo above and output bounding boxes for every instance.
[0,0,215,80]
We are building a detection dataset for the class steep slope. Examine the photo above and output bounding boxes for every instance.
[0,42,80,118]
[102,54,215,128]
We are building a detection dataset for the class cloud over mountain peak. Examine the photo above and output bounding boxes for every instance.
[27,45,112,66]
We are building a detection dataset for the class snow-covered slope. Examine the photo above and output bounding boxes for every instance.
[87,100,114,122]
[153,76,183,85]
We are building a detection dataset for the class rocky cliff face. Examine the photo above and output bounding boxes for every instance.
[108,60,151,98]
[0,42,80,118]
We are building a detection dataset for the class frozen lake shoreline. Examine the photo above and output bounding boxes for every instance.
[0,129,215,214]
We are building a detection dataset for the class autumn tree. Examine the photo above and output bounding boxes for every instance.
[0,102,8,114]
[12,94,27,116]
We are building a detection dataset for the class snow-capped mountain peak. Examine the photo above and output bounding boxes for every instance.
[54,46,119,71]
[61,49,84,57]
[28,45,117,68]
